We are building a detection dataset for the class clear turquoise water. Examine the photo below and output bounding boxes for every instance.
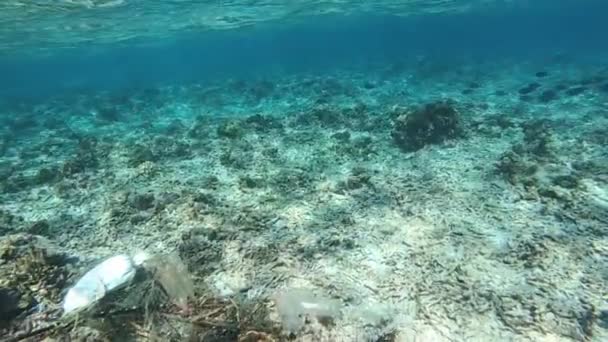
[1,0,606,102]
[1,1,608,341]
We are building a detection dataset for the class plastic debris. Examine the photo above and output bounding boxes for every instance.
[62,252,150,315]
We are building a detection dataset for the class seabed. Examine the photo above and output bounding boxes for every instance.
[1,55,608,341]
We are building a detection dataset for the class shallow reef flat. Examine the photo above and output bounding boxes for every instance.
[1,56,608,341]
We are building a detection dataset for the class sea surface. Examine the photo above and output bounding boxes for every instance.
[1,1,607,341]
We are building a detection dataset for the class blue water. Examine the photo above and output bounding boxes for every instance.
[1,0,606,103]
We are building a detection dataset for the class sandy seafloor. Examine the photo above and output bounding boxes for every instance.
[1,55,608,341]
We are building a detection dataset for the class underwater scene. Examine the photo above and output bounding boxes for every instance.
[1,0,608,341]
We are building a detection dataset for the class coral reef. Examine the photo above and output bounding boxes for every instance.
[0,57,607,342]
[495,119,558,187]
[0,234,72,327]
[391,101,462,151]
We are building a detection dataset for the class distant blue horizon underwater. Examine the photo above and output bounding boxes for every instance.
[1,0,607,103]
[2,0,608,340]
